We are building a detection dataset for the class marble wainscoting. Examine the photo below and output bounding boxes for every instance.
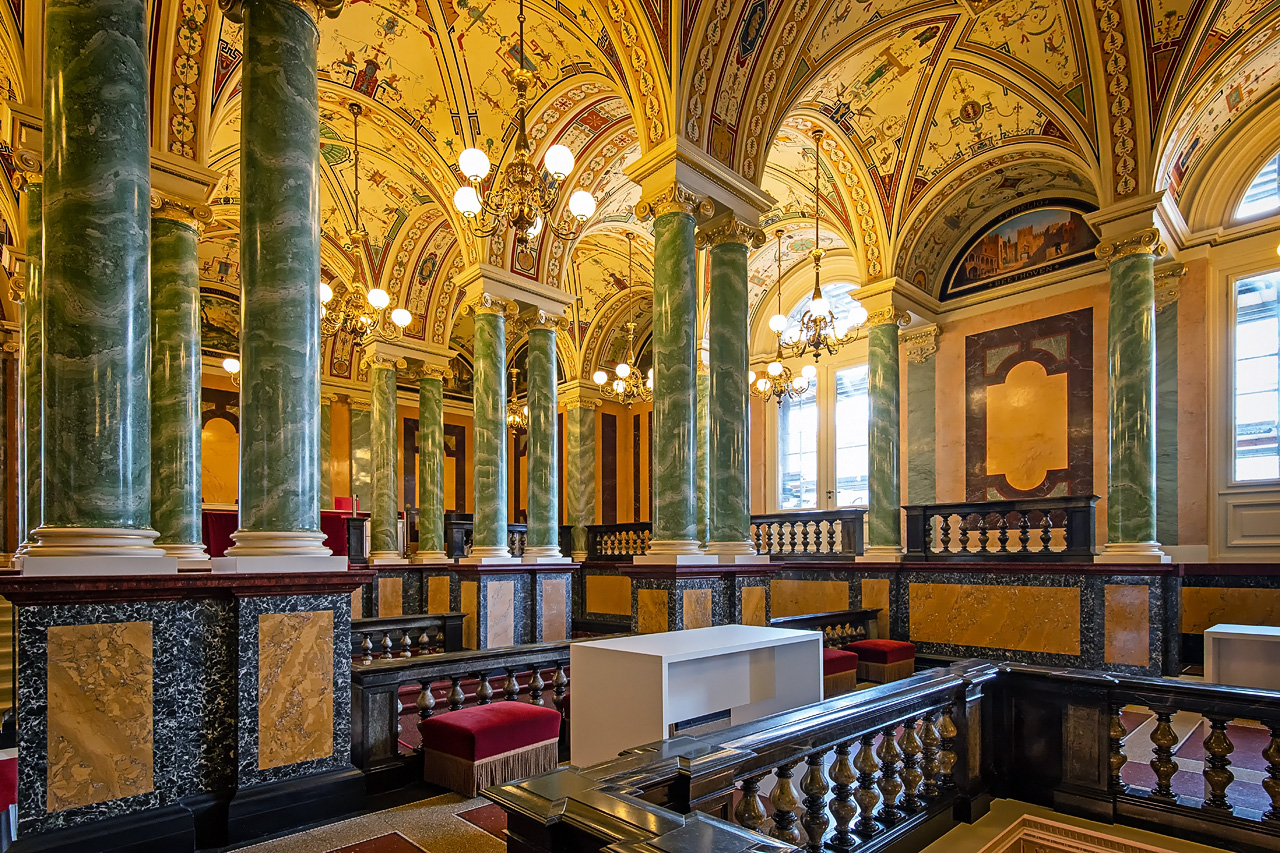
[531,570,573,643]
[1179,565,1280,667]
[1,572,372,852]
[573,563,633,631]
[622,566,749,634]
[454,566,532,649]
[352,564,459,620]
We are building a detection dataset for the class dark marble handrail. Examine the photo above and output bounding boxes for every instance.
[752,509,866,559]
[351,612,465,661]
[903,496,1098,561]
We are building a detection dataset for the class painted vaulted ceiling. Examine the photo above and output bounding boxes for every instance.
[2,0,1280,377]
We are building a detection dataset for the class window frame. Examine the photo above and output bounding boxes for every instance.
[1228,268,1280,487]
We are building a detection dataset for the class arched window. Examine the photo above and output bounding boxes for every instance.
[1237,151,1280,220]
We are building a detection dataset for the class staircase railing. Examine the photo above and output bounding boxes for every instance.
[903,496,1098,561]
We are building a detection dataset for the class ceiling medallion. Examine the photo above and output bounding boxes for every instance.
[593,233,652,407]
[752,228,813,405]
[450,0,597,253]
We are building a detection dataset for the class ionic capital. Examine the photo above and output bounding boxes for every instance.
[1154,262,1187,313]
[151,191,214,233]
[219,0,342,25]
[13,149,40,189]
[865,308,911,328]
[1095,228,1167,266]
[8,275,25,304]
[321,392,340,405]
[401,361,453,383]
[2,341,20,355]
[696,217,765,250]
[635,183,715,221]
[901,326,940,364]
[463,292,518,318]
[561,392,602,411]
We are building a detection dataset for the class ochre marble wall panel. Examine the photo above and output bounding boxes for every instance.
[541,579,568,641]
[741,586,766,626]
[258,611,334,770]
[461,581,478,649]
[46,622,154,812]
[683,589,712,630]
[1181,587,1280,634]
[638,589,668,634]
[770,579,849,618]
[1105,584,1150,667]
[427,576,451,613]
[861,579,890,637]
[351,588,362,619]
[585,575,631,615]
[377,577,404,617]
[487,580,515,648]
[985,361,1068,491]
[909,583,1081,655]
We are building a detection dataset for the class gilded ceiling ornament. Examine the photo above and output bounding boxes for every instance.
[696,217,765,249]
[901,326,940,363]
[737,0,813,179]
[634,184,714,221]
[1094,228,1166,265]
[462,293,518,318]
[151,191,215,233]
[604,0,664,143]
[685,0,732,144]
[1094,0,1137,197]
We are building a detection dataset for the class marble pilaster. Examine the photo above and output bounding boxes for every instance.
[150,197,213,568]
[903,326,939,505]
[695,368,709,544]
[464,294,516,562]
[366,355,402,563]
[524,314,568,562]
[16,168,40,558]
[31,0,170,569]
[413,367,450,562]
[1095,229,1168,562]
[219,0,344,568]
[320,394,334,511]
[1154,265,1183,549]
[564,393,599,561]
[862,309,907,561]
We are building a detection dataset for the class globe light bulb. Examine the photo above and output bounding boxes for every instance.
[568,190,597,220]
[593,369,608,385]
[319,282,333,304]
[544,144,575,179]
[846,299,869,328]
[792,376,807,391]
[767,360,784,377]
[523,404,529,415]
[391,308,412,327]
[458,148,490,181]
[646,376,652,389]
[801,364,818,380]
[748,370,757,384]
[613,379,626,394]
[647,367,654,382]
[616,361,631,379]
[222,357,241,375]
[810,295,830,316]
[366,287,390,309]
[453,186,482,216]
[527,216,543,238]
[756,377,770,392]
[768,313,788,333]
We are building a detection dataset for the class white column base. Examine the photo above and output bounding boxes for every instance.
[1163,544,1209,562]
[858,545,904,563]
[177,557,212,571]
[162,542,210,566]
[225,530,333,558]
[705,540,758,555]
[634,541,719,566]
[412,550,451,564]
[714,554,771,564]
[523,556,571,564]
[23,528,175,576]
[522,545,569,563]
[22,556,179,576]
[1095,542,1171,564]
[211,555,349,573]
[459,556,522,565]
[369,552,404,565]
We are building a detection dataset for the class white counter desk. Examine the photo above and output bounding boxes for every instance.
[569,624,822,767]
[1204,623,1280,691]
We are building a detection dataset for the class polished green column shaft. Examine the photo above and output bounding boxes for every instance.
[867,318,901,551]
[416,373,447,560]
[18,179,40,552]
[695,369,709,543]
[706,236,752,551]
[228,0,332,555]
[150,210,209,564]
[368,360,399,561]
[565,401,596,559]
[525,322,562,557]
[469,299,510,558]
[649,207,700,552]
[38,0,161,553]
[320,396,332,510]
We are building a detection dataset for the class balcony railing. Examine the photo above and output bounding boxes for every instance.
[903,496,1098,561]
[585,522,652,560]
[752,509,865,559]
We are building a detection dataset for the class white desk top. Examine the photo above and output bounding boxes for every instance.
[575,624,820,662]
[1205,623,1280,639]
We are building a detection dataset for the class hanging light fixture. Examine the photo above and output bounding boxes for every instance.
[222,356,241,389]
[506,368,529,432]
[593,233,653,406]
[751,229,814,404]
[450,0,597,251]
[788,128,867,360]
[345,102,369,251]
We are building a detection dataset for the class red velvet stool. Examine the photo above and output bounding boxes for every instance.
[420,701,563,797]
[843,639,915,683]
[822,648,860,697]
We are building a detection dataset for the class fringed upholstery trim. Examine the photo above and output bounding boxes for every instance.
[857,659,915,684]
[423,737,559,798]
[823,669,860,698]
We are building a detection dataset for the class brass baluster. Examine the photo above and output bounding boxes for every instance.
[1018,512,1031,552]
[996,514,1010,553]
[976,516,989,553]
[734,774,768,832]
[1203,716,1235,811]
[899,718,924,813]
[799,522,811,555]
[876,725,904,825]
[529,667,545,706]
[768,761,802,845]
[937,707,958,789]
[920,711,941,800]
[1263,721,1280,820]
[360,633,373,665]
[447,676,465,712]
[1109,704,1128,793]
[922,514,933,554]
[853,733,881,836]
[553,663,569,712]
[503,669,519,701]
[828,741,858,852]
[1149,711,1179,800]
[801,751,830,853]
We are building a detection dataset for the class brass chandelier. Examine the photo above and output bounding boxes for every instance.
[450,0,597,252]
[593,233,652,406]
[751,229,814,404]
[787,128,867,360]
[506,368,529,432]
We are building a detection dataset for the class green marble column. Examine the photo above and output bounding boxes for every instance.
[865,313,903,557]
[904,330,939,505]
[350,402,372,503]
[320,395,333,510]
[368,358,400,562]
[150,204,210,566]
[565,399,597,560]
[224,0,341,560]
[1097,231,1165,560]
[695,369,709,544]
[642,195,702,557]
[705,228,757,555]
[33,0,166,561]
[467,295,512,560]
[1155,287,1180,547]
[525,318,565,560]
[415,370,448,561]
[17,175,40,556]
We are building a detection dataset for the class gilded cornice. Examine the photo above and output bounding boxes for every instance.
[1095,228,1166,266]
[901,326,940,364]
[695,217,765,249]
[462,292,518,318]
[151,191,214,233]
[635,184,715,221]
[218,0,341,25]
[1154,262,1187,313]
[866,308,911,328]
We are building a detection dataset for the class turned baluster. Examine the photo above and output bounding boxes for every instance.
[1203,716,1235,811]
[475,672,494,705]
[852,733,881,836]
[788,522,799,555]
[996,514,1010,553]
[1017,512,1031,553]
[360,633,373,665]
[380,632,393,660]
[937,707,958,789]
[876,725,904,824]
[553,663,569,712]
[447,676,465,712]
[957,516,970,552]
[418,627,435,656]
[825,520,837,554]
[768,761,802,846]
[919,711,941,800]
[1039,512,1053,552]
[922,514,933,554]
[1109,704,1128,793]
[399,632,413,658]
[828,741,858,852]
[1263,721,1280,820]
[395,693,403,737]
[529,667,546,706]
[734,774,768,832]
[801,751,830,852]
[939,515,951,552]
[899,718,924,813]
[503,669,520,701]
[1149,710,1179,800]
[800,522,813,555]
[416,680,436,732]
[976,516,989,554]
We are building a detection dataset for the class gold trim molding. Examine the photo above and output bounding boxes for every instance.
[902,326,940,363]
[1095,228,1166,266]
[635,184,715,221]
[361,353,406,372]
